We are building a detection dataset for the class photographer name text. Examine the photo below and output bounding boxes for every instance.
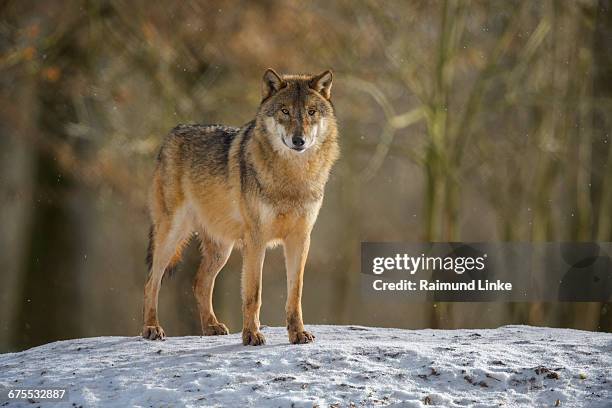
[373,279,512,291]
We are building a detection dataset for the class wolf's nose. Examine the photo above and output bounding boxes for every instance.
[292,136,305,147]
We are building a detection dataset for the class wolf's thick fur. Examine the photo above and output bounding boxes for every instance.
[142,69,339,345]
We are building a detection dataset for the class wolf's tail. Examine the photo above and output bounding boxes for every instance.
[146,224,155,274]
[145,224,178,279]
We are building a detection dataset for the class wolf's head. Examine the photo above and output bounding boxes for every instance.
[257,69,335,154]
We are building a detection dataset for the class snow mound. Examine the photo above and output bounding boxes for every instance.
[0,325,610,407]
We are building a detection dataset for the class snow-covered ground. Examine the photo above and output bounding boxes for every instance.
[0,325,610,407]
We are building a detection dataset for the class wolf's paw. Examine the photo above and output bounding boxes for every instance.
[142,325,166,340]
[203,322,229,336]
[288,329,315,344]
[242,329,266,346]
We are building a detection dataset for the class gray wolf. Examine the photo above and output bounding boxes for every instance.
[142,69,339,345]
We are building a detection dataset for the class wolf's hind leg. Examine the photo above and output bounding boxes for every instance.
[193,233,233,336]
[142,214,191,340]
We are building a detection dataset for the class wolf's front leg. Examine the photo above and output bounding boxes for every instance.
[284,231,315,344]
[241,238,266,346]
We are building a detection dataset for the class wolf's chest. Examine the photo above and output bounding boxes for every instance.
[254,200,319,241]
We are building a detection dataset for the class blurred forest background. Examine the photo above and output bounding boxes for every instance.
[1,0,611,352]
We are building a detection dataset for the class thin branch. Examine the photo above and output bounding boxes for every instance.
[345,76,425,180]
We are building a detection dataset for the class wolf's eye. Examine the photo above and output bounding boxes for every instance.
[308,109,316,116]
[281,108,290,115]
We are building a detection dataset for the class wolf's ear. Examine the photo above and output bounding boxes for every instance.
[262,69,284,100]
[309,70,333,99]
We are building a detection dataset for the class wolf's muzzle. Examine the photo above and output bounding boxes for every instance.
[292,136,305,148]
[283,135,306,152]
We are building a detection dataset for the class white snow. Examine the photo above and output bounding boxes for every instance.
[0,325,610,407]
